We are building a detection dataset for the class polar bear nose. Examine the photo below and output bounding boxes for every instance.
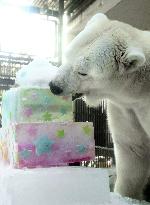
[49,82,63,95]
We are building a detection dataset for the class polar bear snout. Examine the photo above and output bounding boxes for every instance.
[49,81,63,95]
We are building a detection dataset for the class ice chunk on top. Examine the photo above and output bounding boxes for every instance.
[16,58,58,88]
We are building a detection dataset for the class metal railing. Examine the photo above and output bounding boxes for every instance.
[0,51,32,91]
[0,51,32,78]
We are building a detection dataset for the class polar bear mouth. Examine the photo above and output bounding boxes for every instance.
[72,93,84,101]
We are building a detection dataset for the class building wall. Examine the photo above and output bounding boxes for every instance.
[107,0,150,30]
[66,0,122,44]
[66,0,150,44]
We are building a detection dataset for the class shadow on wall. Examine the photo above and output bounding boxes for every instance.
[106,0,150,30]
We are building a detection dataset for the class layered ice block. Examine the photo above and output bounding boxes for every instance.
[2,87,73,126]
[5,122,95,168]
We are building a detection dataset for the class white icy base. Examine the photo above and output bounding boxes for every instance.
[0,166,149,205]
[0,166,110,205]
[110,193,150,205]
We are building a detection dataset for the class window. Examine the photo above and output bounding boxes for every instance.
[0,5,58,60]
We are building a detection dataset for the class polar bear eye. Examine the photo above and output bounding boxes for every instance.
[78,72,87,76]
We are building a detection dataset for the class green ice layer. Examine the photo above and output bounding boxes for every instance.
[2,88,73,126]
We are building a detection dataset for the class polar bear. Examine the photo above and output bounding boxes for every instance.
[49,13,150,200]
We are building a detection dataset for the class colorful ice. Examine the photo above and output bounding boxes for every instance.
[2,87,73,126]
[3,122,94,168]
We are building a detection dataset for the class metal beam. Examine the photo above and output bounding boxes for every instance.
[23,6,59,17]
[67,0,97,22]
[58,0,64,65]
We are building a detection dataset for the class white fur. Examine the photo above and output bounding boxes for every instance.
[51,13,150,200]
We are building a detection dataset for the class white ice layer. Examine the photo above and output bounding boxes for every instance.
[0,166,149,205]
[15,58,58,88]
[110,193,149,205]
[0,166,110,205]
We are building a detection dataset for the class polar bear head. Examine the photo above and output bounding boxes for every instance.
[49,13,148,106]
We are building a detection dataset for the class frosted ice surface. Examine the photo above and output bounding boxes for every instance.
[110,193,150,205]
[0,166,110,205]
[15,58,58,88]
[0,166,149,205]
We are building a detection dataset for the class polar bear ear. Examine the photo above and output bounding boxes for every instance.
[65,13,108,61]
[119,47,146,74]
[86,13,108,27]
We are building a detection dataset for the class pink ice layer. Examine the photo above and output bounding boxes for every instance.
[5,122,95,168]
